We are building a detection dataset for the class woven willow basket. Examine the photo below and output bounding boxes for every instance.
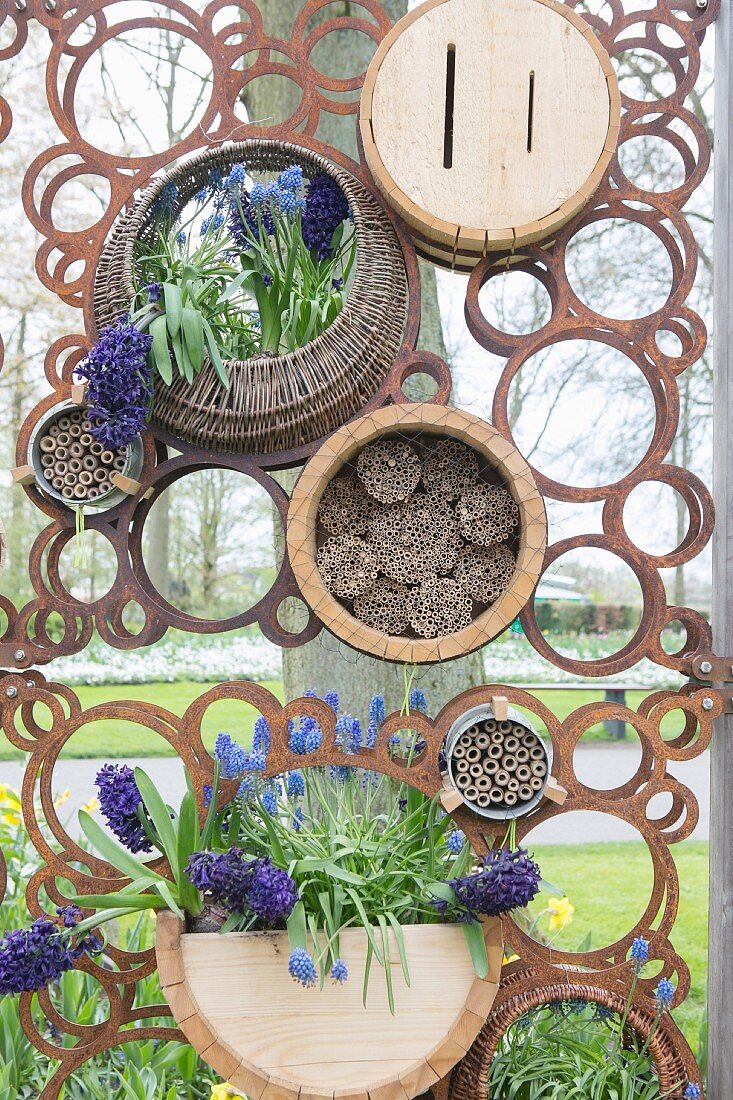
[448,972,699,1100]
[93,140,409,456]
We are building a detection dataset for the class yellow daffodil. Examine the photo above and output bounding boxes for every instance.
[53,788,71,808]
[210,1084,245,1100]
[503,953,520,965]
[548,896,575,931]
[1,810,20,828]
[81,796,100,814]
[0,784,19,806]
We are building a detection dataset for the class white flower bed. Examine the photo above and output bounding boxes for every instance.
[45,630,682,689]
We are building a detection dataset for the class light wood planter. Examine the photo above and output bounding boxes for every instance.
[156,911,503,1100]
[287,403,547,664]
[360,0,621,270]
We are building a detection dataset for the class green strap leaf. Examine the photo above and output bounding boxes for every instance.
[78,810,164,884]
[163,282,183,338]
[149,315,172,385]
[181,307,205,373]
[134,768,178,878]
[287,900,307,952]
[462,920,489,980]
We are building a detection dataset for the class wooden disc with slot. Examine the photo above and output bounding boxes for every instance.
[360,0,621,270]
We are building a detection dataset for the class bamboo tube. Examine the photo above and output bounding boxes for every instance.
[483,758,499,776]
[113,455,126,471]
[495,768,510,787]
[453,742,468,760]
[55,446,69,460]
[518,784,534,801]
[475,792,491,808]
[100,450,115,465]
[73,484,87,499]
[455,773,471,790]
[487,743,503,760]
[521,732,536,747]
[529,744,545,760]
[489,729,504,744]
[69,442,84,458]
[475,775,491,792]
[82,455,97,471]
[475,732,490,749]
[465,746,481,763]
[516,764,532,782]
[39,436,56,453]
[504,736,520,753]
[93,469,107,483]
[48,422,60,437]
[81,418,93,431]
[464,784,479,800]
[87,487,99,500]
[465,724,480,737]
[530,760,548,777]
[502,754,517,772]
[41,454,55,468]
[482,719,497,733]
[78,471,93,486]
[51,476,65,491]
[454,759,470,774]
[68,423,82,439]
[506,777,520,792]
[503,790,518,806]
[469,762,483,778]
[54,461,68,476]
[68,458,82,474]
[58,416,71,431]
[61,485,75,499]
[80,433,93,447]
[90,443,103,457]
[43,469,54,481]
[56,431,71,447]
[489,787,504,803]
[512,724,525,736]
[515,747,530,763]
[63,472,76,486]
[529,776,544,792]
[498,721,512,733]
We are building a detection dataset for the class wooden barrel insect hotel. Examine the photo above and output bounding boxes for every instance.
[287,403,547,663]
[444,702,551,819]
[93,140,409,456]
[359,0,621,271]
[156,911,503,1100]
[26,401,143,510]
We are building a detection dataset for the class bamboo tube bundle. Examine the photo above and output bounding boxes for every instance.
[445,705,551,819]
[29,404,140,507]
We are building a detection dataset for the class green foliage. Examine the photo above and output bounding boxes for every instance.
[487,1000,679,1099]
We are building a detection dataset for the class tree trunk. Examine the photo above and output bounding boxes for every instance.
[245,2,484,717]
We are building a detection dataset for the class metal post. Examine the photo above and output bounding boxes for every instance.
[708,1,733,1091]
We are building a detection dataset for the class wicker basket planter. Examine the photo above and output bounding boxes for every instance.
[287,403,547,663]
[156,910,502,1100]
[449,970,701,1100]
[27,400,143,511]
[93,140,409,456]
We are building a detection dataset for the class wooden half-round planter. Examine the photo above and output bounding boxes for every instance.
[360,0,621,271]
[287,403,547,664]
[156,911,503,1100]
[94,139,409,457]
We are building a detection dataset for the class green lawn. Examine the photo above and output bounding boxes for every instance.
[524,842,708,1049]
[0,683,662,759]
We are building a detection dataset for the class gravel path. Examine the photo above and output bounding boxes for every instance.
[1,744,709,844]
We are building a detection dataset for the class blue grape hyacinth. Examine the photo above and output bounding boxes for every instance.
[289,948,317,987]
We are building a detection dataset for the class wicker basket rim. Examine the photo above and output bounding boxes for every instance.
[113,139,382,371]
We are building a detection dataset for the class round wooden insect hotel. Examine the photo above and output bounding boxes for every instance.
[287,403,547,663]
[448,967,703,1100]
[444,702,550,819]
[360,0,621,270]
[27,402,143,510]
[93,139,409,456]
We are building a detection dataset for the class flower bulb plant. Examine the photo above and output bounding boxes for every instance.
[0,689,541,1013]
[77,160,355,450]
[486,940,697,1100]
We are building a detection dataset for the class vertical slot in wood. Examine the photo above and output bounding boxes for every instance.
[527,70,535,152]
[443,44,456,169]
